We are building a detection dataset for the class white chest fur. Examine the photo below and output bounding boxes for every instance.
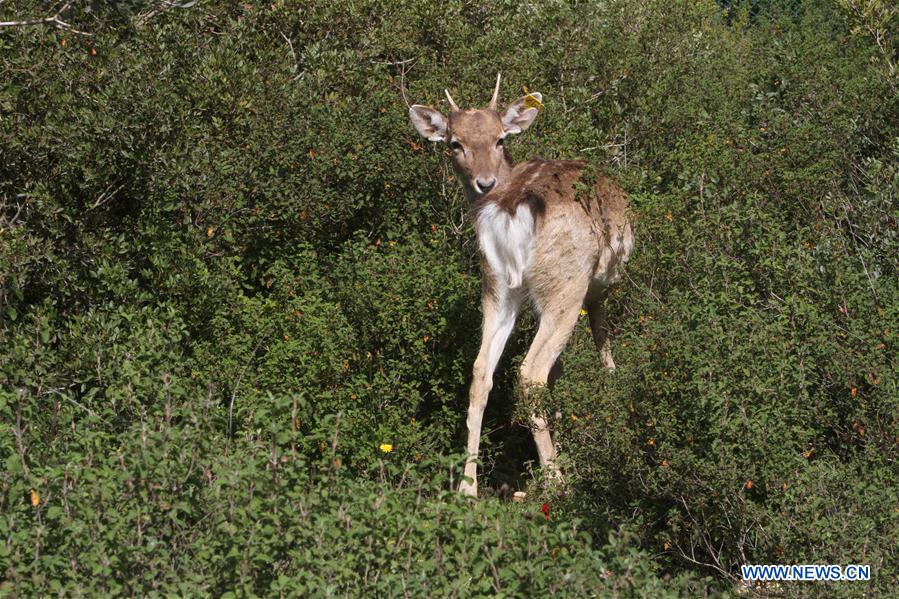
[475,202,536,289]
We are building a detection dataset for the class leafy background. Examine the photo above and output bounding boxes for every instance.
[1,0,896,596]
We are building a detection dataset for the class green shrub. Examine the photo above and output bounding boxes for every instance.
[1,0,895,595]
[0,391,708,596]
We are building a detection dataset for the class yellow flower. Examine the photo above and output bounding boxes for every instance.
[379,443,393,453]
[579,308,587,316]
[30,489,40,507]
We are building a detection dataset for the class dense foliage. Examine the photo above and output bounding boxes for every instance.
[1,0,896,596]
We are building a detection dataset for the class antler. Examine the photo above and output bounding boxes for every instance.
[444,89,460,112]
[488,72,501,111]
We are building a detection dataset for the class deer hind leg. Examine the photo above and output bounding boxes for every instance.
[586,289,616,369]
[461,286,522,497]
[519,292,585,484]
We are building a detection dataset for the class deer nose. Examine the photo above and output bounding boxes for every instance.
[476,177,496,193]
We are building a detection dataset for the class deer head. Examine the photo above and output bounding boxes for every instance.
[409,73,542,199]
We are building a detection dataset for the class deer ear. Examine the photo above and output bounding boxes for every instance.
[409,105,448,142]
[501,93,542,134]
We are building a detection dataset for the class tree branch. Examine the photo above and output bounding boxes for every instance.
[0,3,92,36]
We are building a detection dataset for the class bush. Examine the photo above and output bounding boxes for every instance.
[1,0,895,595]
[0,391,707,596]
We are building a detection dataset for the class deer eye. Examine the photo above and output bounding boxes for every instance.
[450,141,463,152]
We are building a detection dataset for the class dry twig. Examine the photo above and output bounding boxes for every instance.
[0,2,91,36]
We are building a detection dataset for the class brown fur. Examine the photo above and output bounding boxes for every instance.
[472,158,585,217]
[472,158,631,299]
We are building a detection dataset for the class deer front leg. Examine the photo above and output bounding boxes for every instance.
[461,285,521,497]
[519,297,584,485]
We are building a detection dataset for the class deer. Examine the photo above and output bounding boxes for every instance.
[409,74,633,497]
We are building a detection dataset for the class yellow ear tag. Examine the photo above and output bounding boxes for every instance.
[522,86,544,110]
